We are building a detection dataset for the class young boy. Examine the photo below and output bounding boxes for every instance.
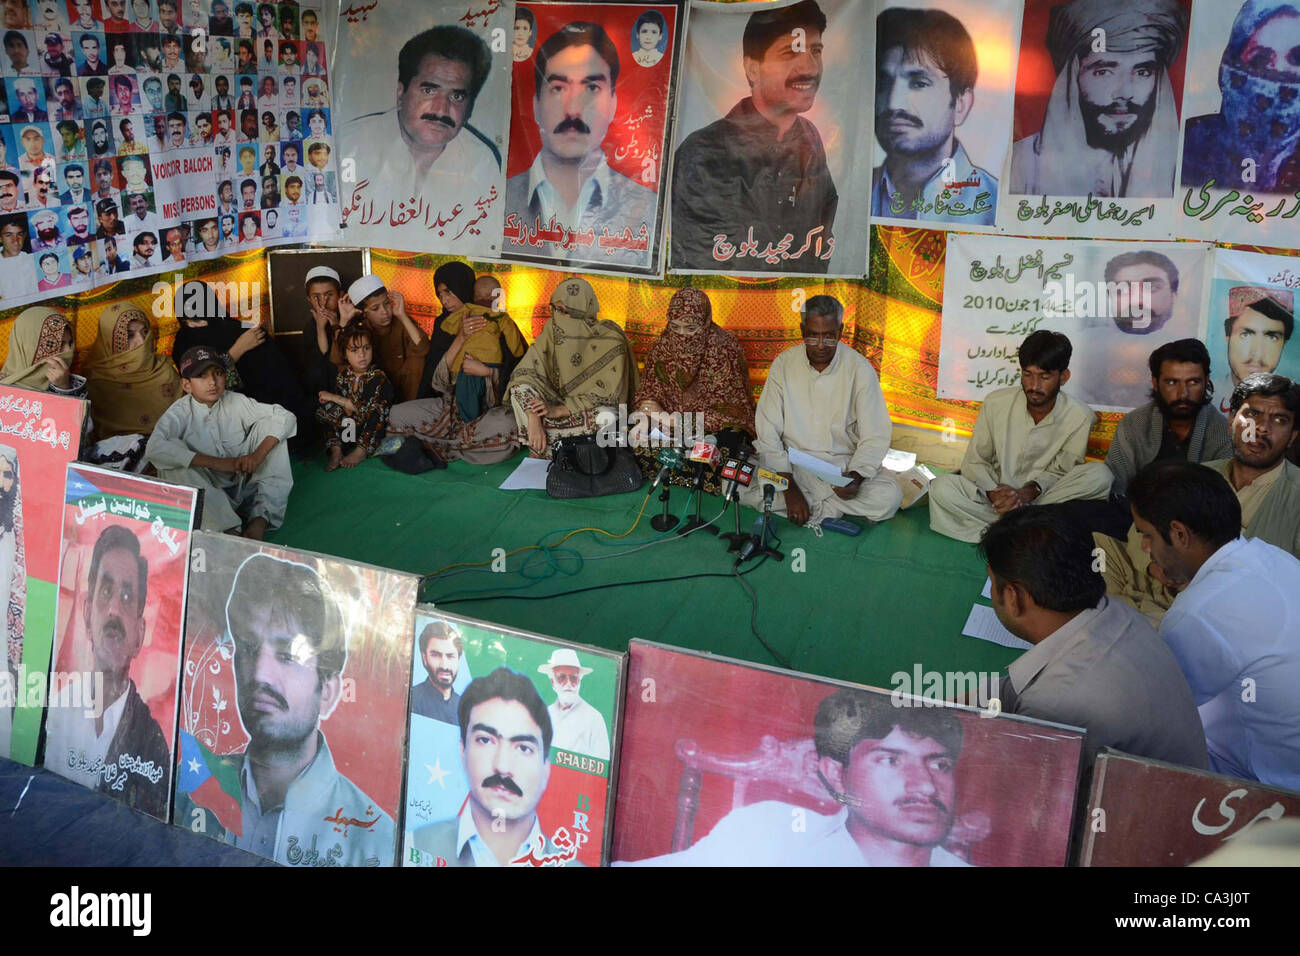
[145,345,296,539]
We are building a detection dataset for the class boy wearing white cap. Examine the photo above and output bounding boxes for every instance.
[296,263,342,394]
[539,648,609,760]
[334,274,430,402]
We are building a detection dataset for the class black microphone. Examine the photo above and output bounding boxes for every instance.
[650,447,682,491]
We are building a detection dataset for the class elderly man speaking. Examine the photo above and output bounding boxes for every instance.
[1009,0,1188,199]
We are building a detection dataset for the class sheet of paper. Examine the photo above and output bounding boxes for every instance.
[962,604,1032,651]
[498,456,551,491]
[981,578,992,599]
[787,447,851,486]
[882,448,917,472]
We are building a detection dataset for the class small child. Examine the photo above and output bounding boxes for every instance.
[317,322,394,471]
[144,346,297,539]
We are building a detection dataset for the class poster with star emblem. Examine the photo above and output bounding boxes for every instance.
[172,531,417,866]
[402,607,623,868]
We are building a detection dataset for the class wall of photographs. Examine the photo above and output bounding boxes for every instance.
[0,0,341,310]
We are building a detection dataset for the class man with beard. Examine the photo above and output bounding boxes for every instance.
[1009,0,1188,198]
[50,77,82,121]
[163,73,187,112]
[539,648,608,760]
[504,21,655,268]
[1213,287,1294,417]
[44,526,171,818]
[209,0,233,35]
[1102,373,1300,626]
[29,209,62,250]
[259,171,279,208]
[930,330,1112,542]
[871,7,997,226]
[1182,1,1300,193]
[211,74,234,110]
[412,667,578,867]
[174,553,396,866]
[671,1,837,274]
[41,32,75,76]
[216,178,236,215]
[627,689,972,866]
[1130,458,1300,789]
[65,204,92,245]
[88,119,113,156]
[343,25,500,232]
[130,229,157,267]
[410,620,461,723]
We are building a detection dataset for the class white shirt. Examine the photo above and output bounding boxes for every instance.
[959,386,1096,494]
[44,684,130,791]
[521,150,615,243]
[126,210,161,232]
[548,697,610,760]
[457,805,544,867]
[0,253,37,300]
[1160,537,1300,789]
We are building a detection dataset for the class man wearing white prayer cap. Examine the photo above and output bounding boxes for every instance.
[293,263,344,394]
[337,273,430,402]
[539,648,608,760]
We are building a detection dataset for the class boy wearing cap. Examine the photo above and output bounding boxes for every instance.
[145,345,296,540]
[294,264,342,394]
[335,273,430,403]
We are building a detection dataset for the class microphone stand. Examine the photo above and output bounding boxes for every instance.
[650,478,678,532]
[720,485,748,552]
[677,461,717,535]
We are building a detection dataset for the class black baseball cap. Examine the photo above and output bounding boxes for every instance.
[178,346,224,379]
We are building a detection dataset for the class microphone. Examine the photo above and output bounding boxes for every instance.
[757,468,789,493]
[720,457,754,501]
[651,447,682,491]
[687,434,719,491]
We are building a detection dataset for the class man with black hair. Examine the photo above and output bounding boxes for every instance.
[871,7,997,225]
[627,688,971,866]
[343,25,499,226]
[930,330,1110,541]
[503,20,656,268]
[672,0,837,273]
[45,524,172,818]
[1213,286,1294,417]
[411,666,580,866]
[1100,373,1300,626]
[174,552,396,865]
[410,619,461,724]
[980,505,1206,768]
[1129,460,1300,789]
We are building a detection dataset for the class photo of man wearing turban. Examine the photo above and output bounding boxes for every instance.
[1009,0,1190,199]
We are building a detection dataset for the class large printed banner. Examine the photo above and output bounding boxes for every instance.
[1080,751,1300,866]
[0,385,84,765]
[612,641,1084,866]
[402,608,622,867]
[1178,1,1300,247]
[333,0,512,259]
[939,234,1211,411]
[0,0,340,311]
[502,1,682,277]
[1205,247,1300,418]
[669,0,872,277]
[44,464,198,823]
[1001,0,1192,239]
[869,0,1021,233]
[173,532,417,866]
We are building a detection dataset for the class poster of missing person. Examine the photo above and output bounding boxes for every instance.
[999,0,1193,239]
[668,0,873,277]
[1203,247,1300,419]
[173,532,418,866]
[868,0,1021,232]
[332,0,513,259]
[939,234,1212,412]
[612,641,1085,866]
[0,386,84,766]
[1175,1,1300,247]
[43,464,199,823]
[1080,751,1300,866]
[0,0,340,310]
[500,1,683,277]
[403,608,622,868]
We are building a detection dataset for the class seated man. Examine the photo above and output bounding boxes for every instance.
[979,505,1206,770]
[1098,373,1300,626]
[930,330,1109,542]
[745,295,901,527]
[1129,461,1300,790]
[144,346,296,540]
[1063,338,1232,540]
[335,274,430,404]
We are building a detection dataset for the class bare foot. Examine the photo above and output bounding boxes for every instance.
[325,446,343,472]
[340,447,366,469]
[243,516,268,540]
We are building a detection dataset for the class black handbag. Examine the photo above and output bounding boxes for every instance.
[546,434,644,499]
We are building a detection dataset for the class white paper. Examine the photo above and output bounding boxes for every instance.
[981,578,992,599]
[962,604,1032,651]
[882,448,917,472]
[498,456,551,491]
[788,447,851,487]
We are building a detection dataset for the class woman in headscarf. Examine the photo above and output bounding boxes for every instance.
[83,302,182,441]
[1,306,87,400]
[385,261,527,465]
[170,279,316,443]
[508,276,637,458]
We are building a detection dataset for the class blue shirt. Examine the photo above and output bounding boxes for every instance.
[871,140,997,226]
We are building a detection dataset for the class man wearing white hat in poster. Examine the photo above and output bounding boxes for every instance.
[539,648,608,760]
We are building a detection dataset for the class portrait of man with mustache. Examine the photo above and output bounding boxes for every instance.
[411,619,461,723]
[671,0,838,274]
[44,524,171,819]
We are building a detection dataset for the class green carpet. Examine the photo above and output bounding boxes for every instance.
[275,453,1019,690]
